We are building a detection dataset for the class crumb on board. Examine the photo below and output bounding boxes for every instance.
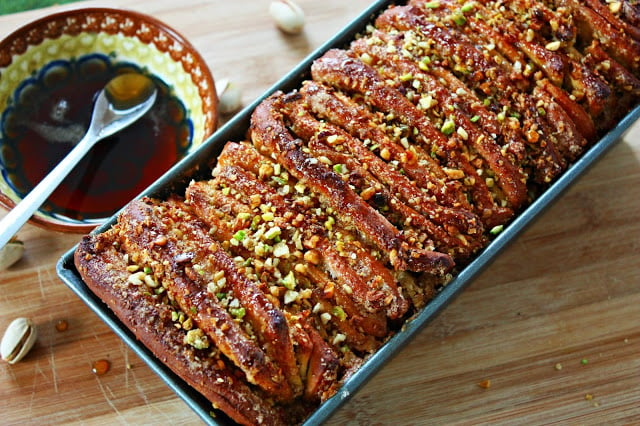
[555,363,563,371]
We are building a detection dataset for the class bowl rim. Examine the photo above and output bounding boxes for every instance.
[0,7,218,233]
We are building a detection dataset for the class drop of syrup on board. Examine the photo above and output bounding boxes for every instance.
[92,359,111,376]
[6,65,191,220]
[55,319,68,332]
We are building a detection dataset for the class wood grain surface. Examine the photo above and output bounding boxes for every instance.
[1,1,639,425]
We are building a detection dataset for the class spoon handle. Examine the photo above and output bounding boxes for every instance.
[0,133,96,249]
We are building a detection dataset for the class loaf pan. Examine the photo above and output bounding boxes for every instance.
[56,0,640,423]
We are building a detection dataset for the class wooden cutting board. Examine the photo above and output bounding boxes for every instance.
[1,1,639,424]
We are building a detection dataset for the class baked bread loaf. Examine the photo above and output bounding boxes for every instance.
[74,0,640,424]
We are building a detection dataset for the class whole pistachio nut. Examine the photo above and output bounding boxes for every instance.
[0,238,24,271]
[1,317,37,364]
[269,0,305,35]
[216,79,243,115]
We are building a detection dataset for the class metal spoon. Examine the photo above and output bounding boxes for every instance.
[0,74,157,249]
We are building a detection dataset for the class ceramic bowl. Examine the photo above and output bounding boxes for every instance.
[0,8,217,233]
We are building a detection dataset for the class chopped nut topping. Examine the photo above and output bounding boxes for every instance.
[184,329,209,350]
[545,41,561,51]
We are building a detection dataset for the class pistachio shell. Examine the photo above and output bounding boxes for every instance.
[0,240,24,270]
[1,317,37,364]
[269,0,305,35]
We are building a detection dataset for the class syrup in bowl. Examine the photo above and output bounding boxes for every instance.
[0,55,192,223]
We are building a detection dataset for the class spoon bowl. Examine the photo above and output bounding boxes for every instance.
[0,74,157,249]
[88,74,158,142]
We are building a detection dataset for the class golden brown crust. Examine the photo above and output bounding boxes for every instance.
[115,198,299,401]
[251,92,456,275]
[74,234,289,426]
[348,36,529,210]
[299,80,470,210]
[73,1,639,424]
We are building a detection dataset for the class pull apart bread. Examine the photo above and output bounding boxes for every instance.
[75,1,640,424]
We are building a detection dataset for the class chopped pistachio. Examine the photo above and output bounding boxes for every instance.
[272,176,287,186]
[609,1,621,13]
[230,307,246,319]
[545,40,562,51]
[251,215,261,230]
[273,241,290,258]
[333,163,346,174]
[332,306,347,321]
[284,290,299,304]
[489,224,504,235]
[320,312,332,324]
[332,333,347,345]
[127,271,146,286]
[360,52,373,65]
[441,119,456,135]
[419,95,435,110]
[281,270,297,290]
[452,13,467,26]
[324,216,335,231]
[399,72,414,82]
[265,226,281,240]
[184,329,209,350]
[461,1,475,12]
[457,126,469,140]
[144,274,159,288]
[182,317,194,331]
[261,212,275,222]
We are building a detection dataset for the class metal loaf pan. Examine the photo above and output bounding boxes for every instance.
[56,0,640,424]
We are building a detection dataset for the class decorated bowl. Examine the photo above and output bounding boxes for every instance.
[0,8,217,233]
